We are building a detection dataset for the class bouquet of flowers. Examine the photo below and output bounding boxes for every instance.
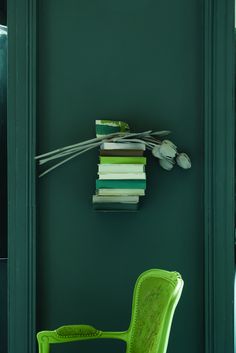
[36,120,191,178]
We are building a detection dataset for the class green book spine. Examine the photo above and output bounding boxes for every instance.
[99,156,146,164]
[96,125,121,136]
[96,120,130,137]
[93,202,138,211]
[96,179,146,189]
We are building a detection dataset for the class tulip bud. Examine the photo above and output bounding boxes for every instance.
[176,153,191,169]
[159,140,177,158]
[152,145,163,159]
[159,158,174,171]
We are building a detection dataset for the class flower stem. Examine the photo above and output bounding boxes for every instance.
[39,144,98,178]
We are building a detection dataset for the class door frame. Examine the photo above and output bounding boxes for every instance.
[7,0,235,352]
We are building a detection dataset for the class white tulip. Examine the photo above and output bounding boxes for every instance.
[159,140,177,158]
[176,153,191,169]
[159,158,174,171]
[152,145,164,159]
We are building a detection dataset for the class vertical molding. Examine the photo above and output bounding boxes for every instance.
[204,0,235,352]
[8,0,36,352]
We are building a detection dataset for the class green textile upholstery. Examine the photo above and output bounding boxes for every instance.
[56,325,101,338]
[37,269,183,353]
[127,271,183,353]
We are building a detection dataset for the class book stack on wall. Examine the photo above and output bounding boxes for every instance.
[93,142,146,211]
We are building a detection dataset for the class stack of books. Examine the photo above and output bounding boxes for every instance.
[93,142,146,211]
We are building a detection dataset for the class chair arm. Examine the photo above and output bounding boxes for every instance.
[37,325,128,353]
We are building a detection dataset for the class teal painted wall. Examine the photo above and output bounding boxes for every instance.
[37,1,204,353]
[0,260,7,352]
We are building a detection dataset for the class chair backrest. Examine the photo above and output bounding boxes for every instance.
[126,269,183,353]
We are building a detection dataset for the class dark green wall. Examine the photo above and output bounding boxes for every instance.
[37,1,204,352]
[0,260,7,352]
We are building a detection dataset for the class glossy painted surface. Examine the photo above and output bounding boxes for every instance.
[37,1,204,353]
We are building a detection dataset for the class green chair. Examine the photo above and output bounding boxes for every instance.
[37,269,184,353]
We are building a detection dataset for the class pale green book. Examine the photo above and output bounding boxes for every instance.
[92,195,139,203]
[98,164,145,173]
[98,173,146,180]
[99,156,146,164]
[96,189,145,196]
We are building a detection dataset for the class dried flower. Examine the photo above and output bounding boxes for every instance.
[36,122,192,178]
[176,153,191,169]
[152,145,163,159]
[159,140,177,159]
[159,158,175,171]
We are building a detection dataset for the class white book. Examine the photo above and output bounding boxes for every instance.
[92,195,139,203]
[98,164,145,173]
[98,173,146,180]
[96,189,145,196]
[100,142,146,151]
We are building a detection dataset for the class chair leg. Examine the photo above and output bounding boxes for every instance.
[37,333,50,353]
[38,341,50,353]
